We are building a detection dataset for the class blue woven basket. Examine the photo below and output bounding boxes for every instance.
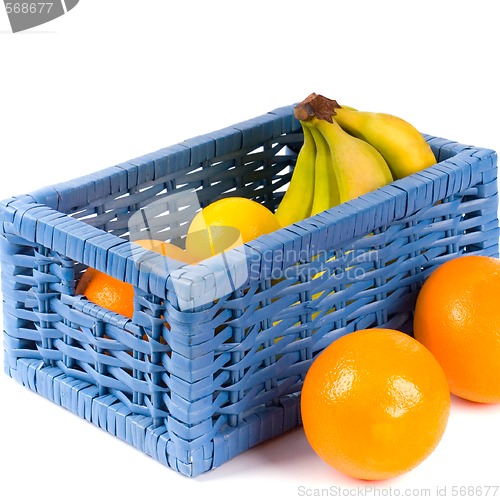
[1,105,498,476]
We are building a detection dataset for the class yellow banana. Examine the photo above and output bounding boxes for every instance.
[334,106,437,179]
[275,123,316,227]
[312,116,394,203]
[307,121,340,216]
[338,104,358,111]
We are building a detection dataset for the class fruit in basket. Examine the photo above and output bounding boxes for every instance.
[307,123,340,216]
[310,115,393,208]
[301,328,450,480]
[134,239,196,264]
[76,267,136,318]
[333,105,437,179]
[292,94,393,217]
[414,255,500,403]
[276,94,394,225]
[76,239,194,318]
[276,93,437,226]
[275,123,317,227]
[185,197,281,261]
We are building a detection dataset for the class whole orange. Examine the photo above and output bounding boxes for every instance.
[75,267,136,318]
[301,328,450,480]
[414,254,500,403]
[76,239,195,318]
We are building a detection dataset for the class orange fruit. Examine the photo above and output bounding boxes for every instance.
[414,255,500,403]
[301,328,450,480]
[76,267,136,318]
[185,197,280,261]
[76,239,195,318]
[133,239,197,264]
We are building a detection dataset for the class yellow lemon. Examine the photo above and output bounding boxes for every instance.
[185,197,281,261]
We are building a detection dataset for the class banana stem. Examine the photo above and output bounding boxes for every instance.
[294,93,341,123]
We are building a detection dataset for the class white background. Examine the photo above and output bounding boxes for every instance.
[1,1,500,499]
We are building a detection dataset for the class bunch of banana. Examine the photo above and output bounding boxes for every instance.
[276,93,437,227]
[333,103,437,180]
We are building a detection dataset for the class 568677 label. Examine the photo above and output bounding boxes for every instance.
[3,0,79,32]
[5,3,54,14]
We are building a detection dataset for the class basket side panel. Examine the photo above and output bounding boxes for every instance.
[1,231,40,377]
[0,224,75,376]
